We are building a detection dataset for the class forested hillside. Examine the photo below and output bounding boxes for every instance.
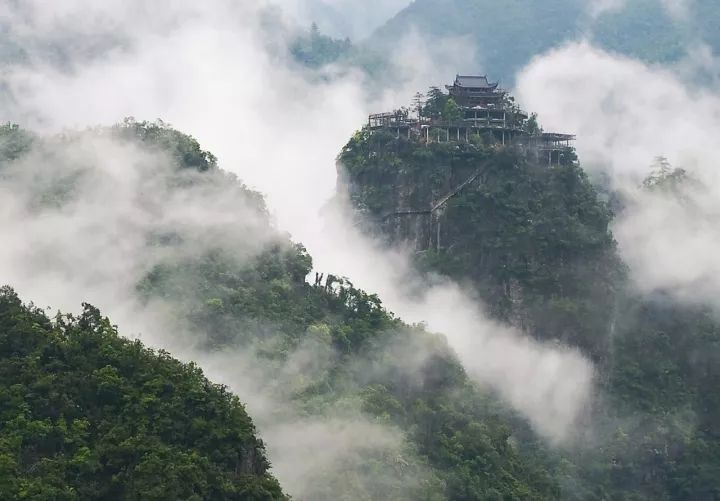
[289,22,388,77]
[370,0,720,82]
[0,287,286,500]
[2,92,719,500]
[0,121,566,500]
[339,89,720,499]
[3,0,719,500]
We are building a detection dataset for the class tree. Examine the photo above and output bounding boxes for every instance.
[642,156,690,192]
[423,87,448,120]
[339,82,720,501]
[413,92,426,119]
[524,113,541,134]
[0,287,287,500]
[443,98,463,122]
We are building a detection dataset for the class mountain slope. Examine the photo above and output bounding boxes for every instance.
[370,0,582,82]
[0,287,286,500]
[339,88,720,500]
[0,121,562,500]
[340,132,620,357]
[370,0,718,82]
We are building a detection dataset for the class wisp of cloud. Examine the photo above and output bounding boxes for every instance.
[516,42,720,306]
[0,3,597,490]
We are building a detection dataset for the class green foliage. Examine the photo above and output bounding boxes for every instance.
[566,298,720,501]
[442,98,463,122]
[372,0,585,82]
[340,130,620,356]
[136,238,560,499]
[0,119,560,499]
[113,118,218,172]
[339,116,720,500]
[423,87,449,120]
[0,123,34,163]
[290,23,353,68]
[641,156,700,199]
[289,23,388,77]
[0,287,286,500]
[5,114,720,500]
[590,0,687,63]
[523,113,541,135]
[371,0,719,82]
[94,121,557,500]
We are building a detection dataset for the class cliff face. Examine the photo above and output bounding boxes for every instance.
[1,121,569,500]
[340,131,489,249]
[339,129,621,357]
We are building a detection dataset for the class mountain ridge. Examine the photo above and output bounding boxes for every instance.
[367,0,720,83]
[338,81,720,499]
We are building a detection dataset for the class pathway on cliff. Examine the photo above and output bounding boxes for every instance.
[384,163,487,219]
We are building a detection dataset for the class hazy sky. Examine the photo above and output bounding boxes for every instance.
[278,0,410,39]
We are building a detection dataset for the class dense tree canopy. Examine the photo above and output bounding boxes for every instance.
[0,287,286,501]
[3,113,720,499]
[369,0,720,82]
[0,121,562,500]
[339,103,720,500]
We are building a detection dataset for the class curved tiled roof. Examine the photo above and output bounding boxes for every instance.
[454,74,498,89]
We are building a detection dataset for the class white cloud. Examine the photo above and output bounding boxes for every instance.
[1,0,593,473]
[587,0,694,20]
[660,0,694,20]
[516,42,720,305]
[588,0,628,17]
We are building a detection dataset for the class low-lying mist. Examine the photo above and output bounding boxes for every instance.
[516,42,720,308]
[0,0,613,495]
[0,124,447,498]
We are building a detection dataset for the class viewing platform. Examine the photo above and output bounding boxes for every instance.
[367,74,575,165]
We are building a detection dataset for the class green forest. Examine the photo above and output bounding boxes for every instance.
[1,0,719,499]
[0,121,561,500]
[0,287,286,500]
[372,0,720,76]
[294,0,720,83]
[1,97,718,498]
[339,88,720,499]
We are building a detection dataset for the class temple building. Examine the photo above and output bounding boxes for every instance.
[445,74,502,107]
[449,74,527,140]
[367,74,575,165]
